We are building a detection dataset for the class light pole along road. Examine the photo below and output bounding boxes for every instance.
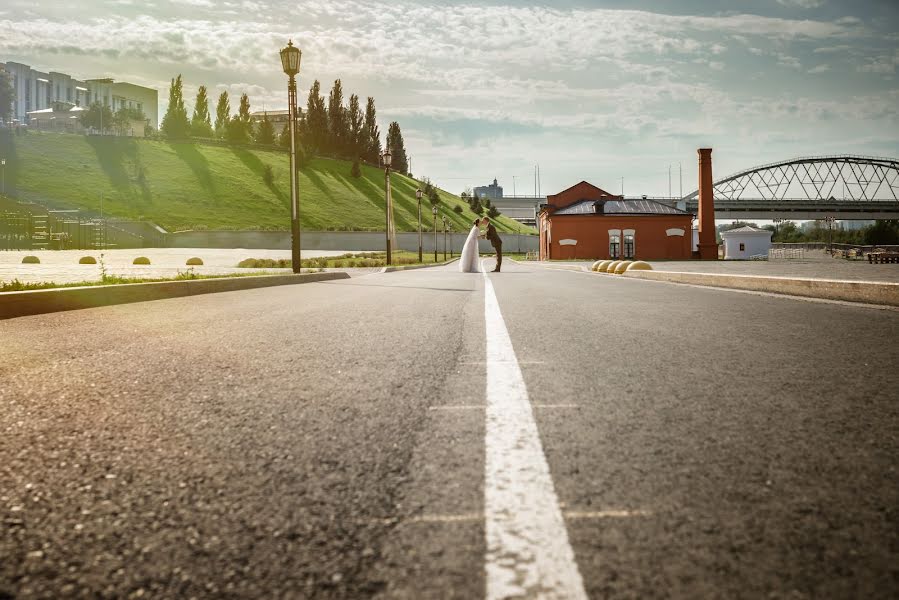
[279,40,302,273]
[432,204,438,262]
[416,188,423,263]
[382,148,394,265]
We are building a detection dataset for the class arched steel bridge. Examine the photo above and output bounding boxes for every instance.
[682,155,899,219]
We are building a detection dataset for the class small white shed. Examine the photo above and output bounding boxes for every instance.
[721,226,773,260]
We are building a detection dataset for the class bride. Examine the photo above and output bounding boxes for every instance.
[459,217,484,273]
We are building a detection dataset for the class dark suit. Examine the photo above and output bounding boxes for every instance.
[486,222,503,271]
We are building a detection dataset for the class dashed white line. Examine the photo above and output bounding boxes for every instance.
[482,270,588,600]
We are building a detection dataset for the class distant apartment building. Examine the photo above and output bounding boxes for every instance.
[250,109,303,138]
[1,61,159,127]
[474,178,503,199]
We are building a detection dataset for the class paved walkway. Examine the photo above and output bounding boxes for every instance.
[535,253,899,283]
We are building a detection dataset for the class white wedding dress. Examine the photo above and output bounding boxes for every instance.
[459,224,481,273]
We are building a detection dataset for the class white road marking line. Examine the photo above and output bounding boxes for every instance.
[428,405,486,411]
[377,510,650,526]
[482,269,589,600]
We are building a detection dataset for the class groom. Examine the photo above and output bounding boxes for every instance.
[482,217,503,272]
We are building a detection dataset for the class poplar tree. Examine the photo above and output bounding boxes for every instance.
[161,74,190,139]
[386,121,409,175]
[327,79,348,155]
[363,97,381,164]
[348,93,363,158]
[0,70,15,123]
[190,85,213,138]
[214,91,230,138]
[305,80,328,155]
[238,93,253,138]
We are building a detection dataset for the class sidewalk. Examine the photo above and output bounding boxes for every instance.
[530,256,899,306]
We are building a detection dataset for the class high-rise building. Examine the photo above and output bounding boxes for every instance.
[1,61,158,127]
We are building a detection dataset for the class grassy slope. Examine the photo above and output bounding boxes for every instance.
[6,132,533,235]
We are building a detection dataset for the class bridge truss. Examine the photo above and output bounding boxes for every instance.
[684,155,899,203]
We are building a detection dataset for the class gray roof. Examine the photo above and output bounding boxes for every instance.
[552,198,690,216]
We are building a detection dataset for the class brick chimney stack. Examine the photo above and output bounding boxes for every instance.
[697,148,717,260]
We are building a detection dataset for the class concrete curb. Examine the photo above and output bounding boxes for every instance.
[0,272,350,320]
[621,270,899,306]
[381,258,460,273]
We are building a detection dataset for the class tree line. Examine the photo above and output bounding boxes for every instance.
[719,220,899,245]
[158,74,410,176]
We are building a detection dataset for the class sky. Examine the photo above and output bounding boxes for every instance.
[1,0,898,198]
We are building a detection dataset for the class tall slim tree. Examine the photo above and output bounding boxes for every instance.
[305,80,328,155]
[327,79,348,156]
[190,85,213,138]
[161,74,190,139]
[348,93,363,159]
[0,69,15,124]
[214,91,230,138]
[238,93,253,138]
[255,113,275,145]
[386,121,409,175]
[363,97,381,164]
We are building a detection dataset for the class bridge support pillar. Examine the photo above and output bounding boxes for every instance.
[697,148,717,260]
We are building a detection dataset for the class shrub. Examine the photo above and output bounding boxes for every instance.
[79,256,97,264]
[237,258,291,269]
[263,164,274,186]
[133,256,151,265]
[22,255,40,264]
[453,205,464,214]
[350,159,361,178]
[186,257,204,266]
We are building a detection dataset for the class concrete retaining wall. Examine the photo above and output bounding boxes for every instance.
[623,270,899,306]
[167,230,539,254]
[0,272,349,319]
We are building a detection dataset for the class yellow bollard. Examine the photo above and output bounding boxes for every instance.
[596,260,614,273]
[626,261,653,271]
[614,260,632,274]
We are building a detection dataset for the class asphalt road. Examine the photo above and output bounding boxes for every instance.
[1,260,897,599]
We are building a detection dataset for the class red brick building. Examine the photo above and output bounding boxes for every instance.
[539,181,694,261]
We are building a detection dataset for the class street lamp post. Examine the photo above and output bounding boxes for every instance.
[280,40,303,274]
[382,149,393,265]
[416,188,423,263]
[432,205,438,263]
[1,159,5,195]
[825,215,835,255]
[442,217,448,261]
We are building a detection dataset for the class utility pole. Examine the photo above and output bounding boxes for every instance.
[512,175,516,197]
[668,165,672,197]
[537,163,541,198]
[679,163,683,198]
[620,177,624,196]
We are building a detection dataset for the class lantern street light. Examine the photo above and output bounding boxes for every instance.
[415,188,423,262]
[280,40,302,273]
[432,205,439,263]
[382,148,394,265]
[442,216,448,261]
[824,215,836,256]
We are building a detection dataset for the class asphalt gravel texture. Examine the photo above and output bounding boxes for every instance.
[1,260,897,599]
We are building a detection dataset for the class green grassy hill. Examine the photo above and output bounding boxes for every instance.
[2,131,533,235]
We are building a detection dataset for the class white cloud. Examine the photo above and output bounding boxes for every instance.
[776,0,825,8]
[0,0,895,194]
